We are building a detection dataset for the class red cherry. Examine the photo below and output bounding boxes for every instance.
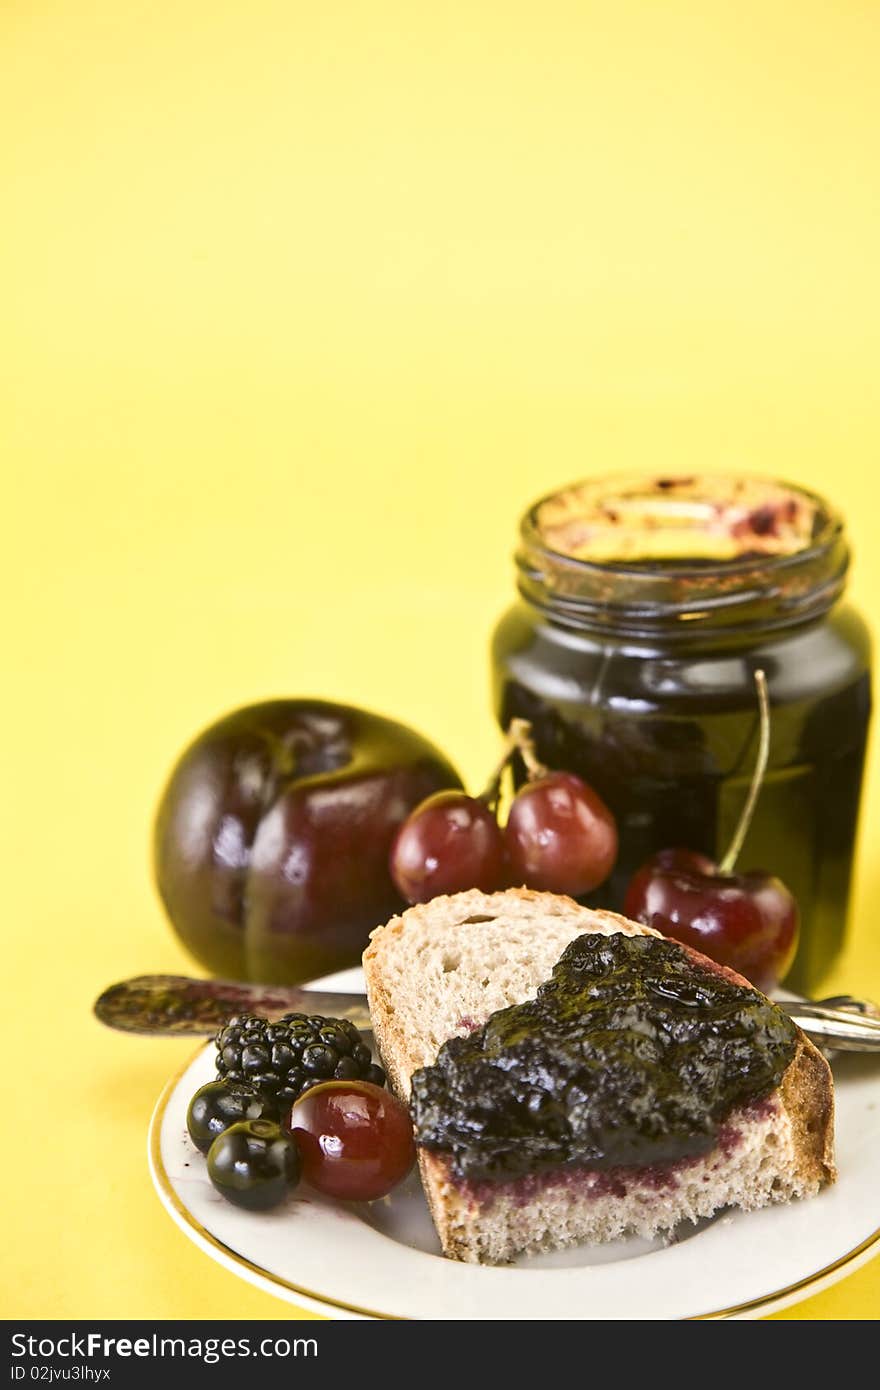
[624,671,799,992]
[389,791,505,903]
[624,848,799,993]
[285,1080,415,1201]
[625,847,716,905]
[504,771,618,897]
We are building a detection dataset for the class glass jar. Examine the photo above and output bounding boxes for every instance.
[491,475,871,993]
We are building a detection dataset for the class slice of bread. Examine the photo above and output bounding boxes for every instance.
[363,887,835,1265]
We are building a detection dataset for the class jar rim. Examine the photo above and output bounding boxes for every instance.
[516,474,848,638]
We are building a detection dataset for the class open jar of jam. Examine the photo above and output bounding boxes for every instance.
[491,475,871,993]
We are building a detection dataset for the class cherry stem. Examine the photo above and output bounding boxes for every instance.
[510,718,549,781]
[717,669,770,875]
[479,718,548,810]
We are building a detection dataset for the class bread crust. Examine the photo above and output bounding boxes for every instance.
[364,888,835,1264]
[781,1035,836,1187]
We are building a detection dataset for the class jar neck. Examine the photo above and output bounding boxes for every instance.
[516,520,850,643]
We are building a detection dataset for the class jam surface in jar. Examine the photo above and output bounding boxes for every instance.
[492,475,871,993]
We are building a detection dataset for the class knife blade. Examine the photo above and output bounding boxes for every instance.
[93,974,372,1036]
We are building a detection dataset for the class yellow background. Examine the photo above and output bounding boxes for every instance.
[3,0,879,1320]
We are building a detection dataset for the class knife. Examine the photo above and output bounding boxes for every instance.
[94,974,373,1036]
[93,973,880,1051]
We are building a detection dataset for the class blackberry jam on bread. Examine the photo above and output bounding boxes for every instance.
[364,888,834,1265]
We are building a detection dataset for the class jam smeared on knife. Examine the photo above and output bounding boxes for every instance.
[410,933,798,1183]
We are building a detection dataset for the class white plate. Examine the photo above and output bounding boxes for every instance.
[149,968,880,1320]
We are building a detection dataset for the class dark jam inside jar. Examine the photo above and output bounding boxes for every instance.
[491,475,871,993]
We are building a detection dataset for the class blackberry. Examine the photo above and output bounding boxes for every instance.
[215,1012,386,1105]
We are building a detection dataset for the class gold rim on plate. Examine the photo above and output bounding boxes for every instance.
[149,1046,880,1321]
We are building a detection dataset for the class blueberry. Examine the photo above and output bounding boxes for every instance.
[207,1120,301,1210]
[186,1081,279,1155]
